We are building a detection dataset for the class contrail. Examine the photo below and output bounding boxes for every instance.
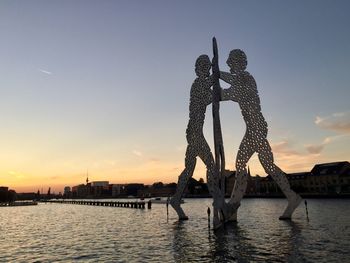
[38,69,52,75]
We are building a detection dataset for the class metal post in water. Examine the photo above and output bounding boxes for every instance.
[305,200,309,221]
[207,207,211,228]
[166,198,169,220]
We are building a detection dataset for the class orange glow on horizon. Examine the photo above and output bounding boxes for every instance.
[2,153,330,194]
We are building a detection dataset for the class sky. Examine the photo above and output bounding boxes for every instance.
[0,0,349,193]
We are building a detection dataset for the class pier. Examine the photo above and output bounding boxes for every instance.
[0,201,38,207]
[40,200,149,209]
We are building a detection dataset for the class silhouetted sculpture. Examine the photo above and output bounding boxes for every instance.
[220,49,302,221]
[170,55,224,227]
[171,40,302,228]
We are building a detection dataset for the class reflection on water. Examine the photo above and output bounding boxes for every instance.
[208,223,253,262]
[1,198,349,262]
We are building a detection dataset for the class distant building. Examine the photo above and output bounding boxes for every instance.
[111,184,124,197]
[72,184,89,198]
[308,161,350,194]
[0,187,9,202]
[91,181,109,197]
[246,174,263,195]
[224,161,350,196]
[16,192,36,200]
[91,181,109,187]
[65,161,350,199]
[0,186,9,193]
[138,183,176,197]
[125,184,144,197]
[64,186,71,195]
[225,169,261,196]
[63,186,71,198]
[278,161,350,195]
[286,172,310,193]
[0,186,16,202]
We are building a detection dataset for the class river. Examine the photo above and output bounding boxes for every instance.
[1,198,349,262]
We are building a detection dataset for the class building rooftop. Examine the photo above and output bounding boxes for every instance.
[311,161,350,176]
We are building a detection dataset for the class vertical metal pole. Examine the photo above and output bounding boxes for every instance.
[212,37,226,195]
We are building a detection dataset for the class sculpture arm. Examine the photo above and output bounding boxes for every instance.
[209,75,215,87]
[221,87,238,102]
[219,71,234,85]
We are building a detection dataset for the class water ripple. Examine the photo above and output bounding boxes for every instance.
[1,199,349,262]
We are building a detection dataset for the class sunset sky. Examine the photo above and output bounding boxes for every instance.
[1,0,349,193]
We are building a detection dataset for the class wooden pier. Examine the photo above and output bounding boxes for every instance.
[0,201,38,207]
[40,200,149,209]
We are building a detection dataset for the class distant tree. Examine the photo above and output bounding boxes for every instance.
[199,178,204,184]
[0,189,17,203]
[187,178,198,195]
[152,182,164,189]
[8,190,17,203]
[0,190,7,202]
[166,183,177,188]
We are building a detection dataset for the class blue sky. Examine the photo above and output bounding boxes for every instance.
[0,0,349,192]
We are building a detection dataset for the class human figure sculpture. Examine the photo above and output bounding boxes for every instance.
[170,55,224,227]
[220,49,302,221]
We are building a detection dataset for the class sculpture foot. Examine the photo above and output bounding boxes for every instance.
[279,193,302,220]
[179,215,189,221]
[170,197,188,220]
[223,202,240,223]
[212,196,225,219]
[213,215,223,230]
[226,211,238,222]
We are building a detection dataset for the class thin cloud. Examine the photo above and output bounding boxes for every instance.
[132,150,143,157]
[305,144,324,154]
[149,158,160,163]
[8,171,25,179]
[38,69,53,75]
[270,140,300,156]
[255,142,326,175]
[315,112,350,134]
[305,137,328,155]
[305,134,350,154]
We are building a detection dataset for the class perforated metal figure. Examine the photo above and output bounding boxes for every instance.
[170,55,224,227]
[220,49,302,221]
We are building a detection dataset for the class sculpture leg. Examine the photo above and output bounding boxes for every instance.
[227,137,255,222]
[258,140,302,219]
[170,146,196,220]
[198,143,224,229]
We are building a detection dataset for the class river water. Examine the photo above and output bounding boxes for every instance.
[1,198,349,262]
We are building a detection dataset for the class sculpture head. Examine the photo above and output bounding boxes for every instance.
[195,54,211,77]
[226,49,247,74]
